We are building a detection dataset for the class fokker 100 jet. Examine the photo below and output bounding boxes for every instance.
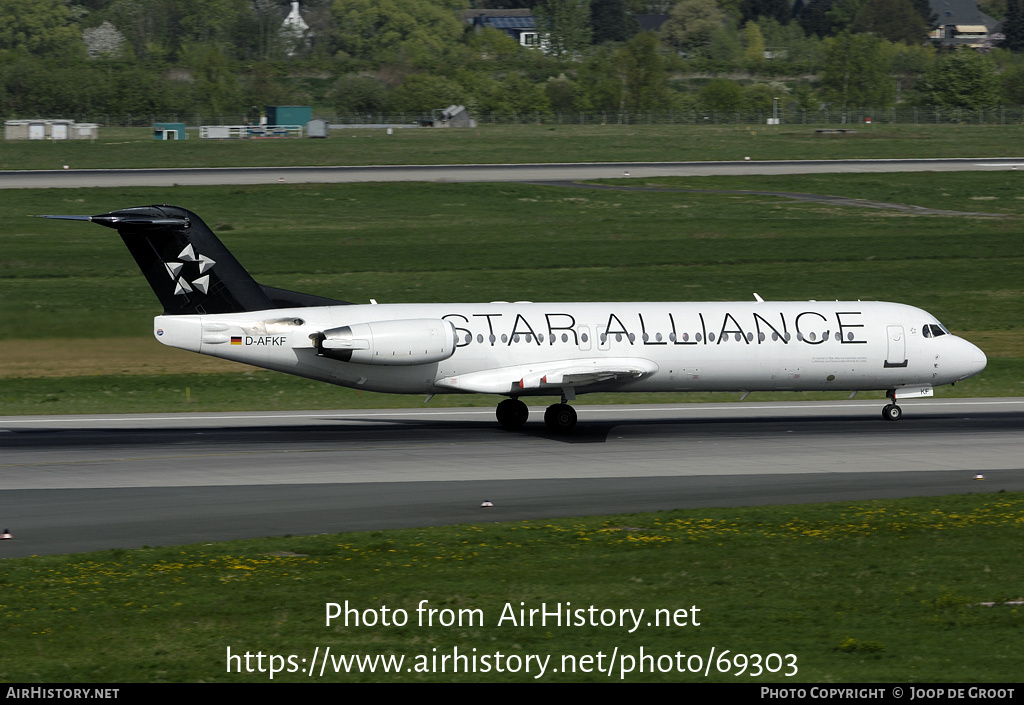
[44,205,987,432]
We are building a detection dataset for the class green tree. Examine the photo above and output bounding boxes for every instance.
[742,21,767,72]
[100,0,254,62]
[756,17,823,74]
[820,32,895,108]
[909,0,937,28]
[1001,59,1024,102]
[330,0,468,68]
[743,82,776,111]
[105,0,171,61]
[739,0,791,25]
[797,0,831,38]
[251,0,288,60]
[790,82,821,113]
[890,41,935,103]
[851,0,927,45]
[486,72,552,114]
[536,0,592,57]
[175,0,253,47]
[0,0,82,57]
[328,74,389,114]
[920,48,1000,107]
[243,62,287,109]
[825,0,865,35]
[590,0,639,44]
[662,0,728,56]
[575,45,623,110]
[699,78,745,111]
[1002,0,1024,53]
[388,73,465,114]
[465,26,524,69]
[184,42,240,116]
[545,73,580,112]
[612,31,670,111]
[706,24,743,64]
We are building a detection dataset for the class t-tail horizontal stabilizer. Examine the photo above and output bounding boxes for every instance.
[40,205,348,315]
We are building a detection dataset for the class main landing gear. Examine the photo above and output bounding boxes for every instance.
[882,390,902,421]
[543,402,577,433]
[495,398,529,430]
[495,396,578,433]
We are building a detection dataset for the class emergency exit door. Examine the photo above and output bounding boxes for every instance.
[885,325,907,368]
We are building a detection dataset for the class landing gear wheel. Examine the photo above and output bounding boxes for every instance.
[544,403,577,433]
[882,403,903,421]
[496,398,529,430]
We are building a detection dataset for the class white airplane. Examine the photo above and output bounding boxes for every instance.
[44,205,987,432]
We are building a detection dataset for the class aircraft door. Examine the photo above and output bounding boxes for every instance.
[885,325,908,368]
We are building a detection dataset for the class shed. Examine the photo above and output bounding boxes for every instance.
[153,123,187,140]
[265,106,312,126]
[4,120,30,140]
[71,123,99,140]
[307,119,328,138]
[4,119,81,140]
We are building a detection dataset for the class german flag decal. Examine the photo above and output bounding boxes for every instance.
[231,336,242,345]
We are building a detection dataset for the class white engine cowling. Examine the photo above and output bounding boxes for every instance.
[314,318,457,366]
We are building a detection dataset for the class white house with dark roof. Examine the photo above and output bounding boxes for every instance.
[462,9,542,49]
[928,0,1001,48]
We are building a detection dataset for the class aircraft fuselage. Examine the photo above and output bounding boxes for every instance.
[154,300,986,399]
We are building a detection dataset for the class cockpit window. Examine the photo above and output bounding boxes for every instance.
[922,324,948,338]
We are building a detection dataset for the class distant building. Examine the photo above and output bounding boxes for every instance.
[5,120,97,140]
[928,0,1000,48]
[420,105,476,128]
[281,1,311,55]
[462,9,541,49]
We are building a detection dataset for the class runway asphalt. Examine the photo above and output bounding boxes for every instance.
[3,157,1024,189]
[2,398,1022,558]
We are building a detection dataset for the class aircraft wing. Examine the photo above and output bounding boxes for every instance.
[435,357,659,395]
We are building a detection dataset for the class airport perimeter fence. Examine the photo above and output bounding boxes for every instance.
[11,106,1024,128]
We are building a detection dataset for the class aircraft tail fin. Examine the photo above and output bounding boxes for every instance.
[41,205,347,315]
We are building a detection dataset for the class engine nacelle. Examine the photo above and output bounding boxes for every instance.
[313,318,456,366]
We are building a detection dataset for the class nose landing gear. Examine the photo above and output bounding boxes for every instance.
[882,390,902,421]
[882,403,903,421]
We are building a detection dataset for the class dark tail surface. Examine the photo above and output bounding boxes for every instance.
[42,205,347,315]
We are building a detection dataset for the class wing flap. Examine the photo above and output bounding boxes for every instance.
[436,358,658,395]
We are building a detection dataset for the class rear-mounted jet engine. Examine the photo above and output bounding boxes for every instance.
[312,319,457,365]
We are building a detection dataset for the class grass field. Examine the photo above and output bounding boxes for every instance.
[1,171,1021,414]
[1,492,1021,682]
[2,123,1024,171]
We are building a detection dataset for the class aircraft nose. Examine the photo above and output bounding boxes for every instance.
[960,340,987,380]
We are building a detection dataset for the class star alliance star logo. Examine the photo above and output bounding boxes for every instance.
[164,244,216,296]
